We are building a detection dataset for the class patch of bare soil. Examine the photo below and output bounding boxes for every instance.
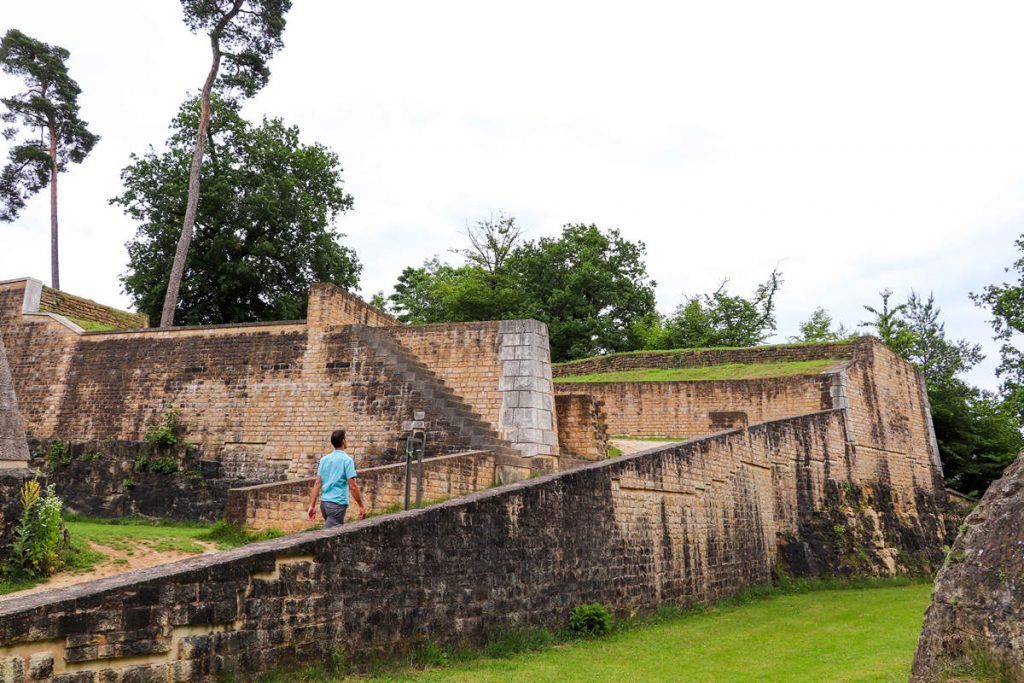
[0,539,219,601]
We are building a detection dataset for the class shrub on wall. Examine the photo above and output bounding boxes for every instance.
[145,405,179,447]
[2,476,67,580]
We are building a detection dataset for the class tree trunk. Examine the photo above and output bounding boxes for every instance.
[48,119,59,290]
[159,0,244,328]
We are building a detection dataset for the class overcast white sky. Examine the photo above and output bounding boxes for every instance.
[2,1,1022,389]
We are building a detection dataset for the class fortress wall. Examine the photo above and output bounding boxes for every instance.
[388,322,505,428]
[306,284,396,328]
[557,374,832,438]
[841,339,943,490]
[225,450,498,533]
[553,341,856,377]
[390,319,558,457]
[555,394,609,460]
[0,281,528,478]
[0,410,951,681]
[38,287,148,330]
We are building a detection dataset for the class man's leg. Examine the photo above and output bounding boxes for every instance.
[320,501,349,528]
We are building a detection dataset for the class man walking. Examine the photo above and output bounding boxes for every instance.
[307,429,366,527]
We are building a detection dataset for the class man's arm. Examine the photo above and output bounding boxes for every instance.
[349,478,367,519]
[307,475,322,520]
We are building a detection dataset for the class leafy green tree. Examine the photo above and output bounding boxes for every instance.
[658,269,782,349]
[863,288,1021,494]
[789,307,851,343]
[384,222,657,361]
[971,235,1024,421]
[0,29,99,289]
[510,224,657,361]
[114,95,359,325]
[859,288,915,356]
[161,0,293,327]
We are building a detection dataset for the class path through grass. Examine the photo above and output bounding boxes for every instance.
[555,358,842,383]
[336,582,932,682]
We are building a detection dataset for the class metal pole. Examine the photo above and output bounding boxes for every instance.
[404,434,413,511]
[415,431,425,508]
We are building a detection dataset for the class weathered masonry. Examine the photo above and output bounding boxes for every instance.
[553,337,944,493]
[0,278,559,480]
[0,408,955,681]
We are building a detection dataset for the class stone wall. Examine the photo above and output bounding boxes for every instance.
[0,279,555,479]
[0,333,28,468]
[0,410,952,682]
[555,394,609,460]
[225,451,500,533]
[28,440,262,523]
[558,374,832,438]
[306,283,396,328]
[38,285,148,330]
[390,320,558,457]
[553,340,855,377]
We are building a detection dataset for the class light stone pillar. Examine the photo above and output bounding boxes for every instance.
[0,333,29,467]
[497,320,558,457]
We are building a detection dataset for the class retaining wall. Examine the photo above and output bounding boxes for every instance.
[0,410,952,682]
[555,394,609,460]
[225,451,502,533]
[557,374,832,438]
[27,440,262,523]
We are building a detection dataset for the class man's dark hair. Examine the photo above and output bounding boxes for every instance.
[330,429,346,448]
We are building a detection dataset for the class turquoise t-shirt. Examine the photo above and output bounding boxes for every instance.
[317,450,357,505]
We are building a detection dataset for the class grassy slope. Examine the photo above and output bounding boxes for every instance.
[555,358,841,383]
[350,583,932,683]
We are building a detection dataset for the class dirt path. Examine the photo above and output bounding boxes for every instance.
[610,438,683,455]
[0,539,220,601]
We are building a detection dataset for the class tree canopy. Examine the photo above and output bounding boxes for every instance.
[385,220,658,361]
[655,269,783,349]
[0,28,99,289]
[861,288,1022,495]
[114,95,359,325]
[789,307,851,343]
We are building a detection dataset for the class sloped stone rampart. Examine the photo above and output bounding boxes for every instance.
[0,410,951,681]
[911,454,1024,681]
[37,285,148,330]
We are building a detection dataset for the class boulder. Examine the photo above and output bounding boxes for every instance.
[911,454,1024,681]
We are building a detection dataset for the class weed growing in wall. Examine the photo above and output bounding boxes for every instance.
[2,475,67,580]
[134,456,180,475]
[45,440,72,472]
[145,404,180,447]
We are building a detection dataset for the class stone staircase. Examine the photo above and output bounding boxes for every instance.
[351,325,522,460]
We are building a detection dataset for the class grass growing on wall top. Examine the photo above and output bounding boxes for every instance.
[553,339,856,368]
[555,358,842,383]
[64,315,119,331]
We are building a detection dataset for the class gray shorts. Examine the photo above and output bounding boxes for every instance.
[321,501,348,529]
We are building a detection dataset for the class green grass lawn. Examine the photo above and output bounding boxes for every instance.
[1,517,283,596]
[554,358,842,383]
[328,582,931,683]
